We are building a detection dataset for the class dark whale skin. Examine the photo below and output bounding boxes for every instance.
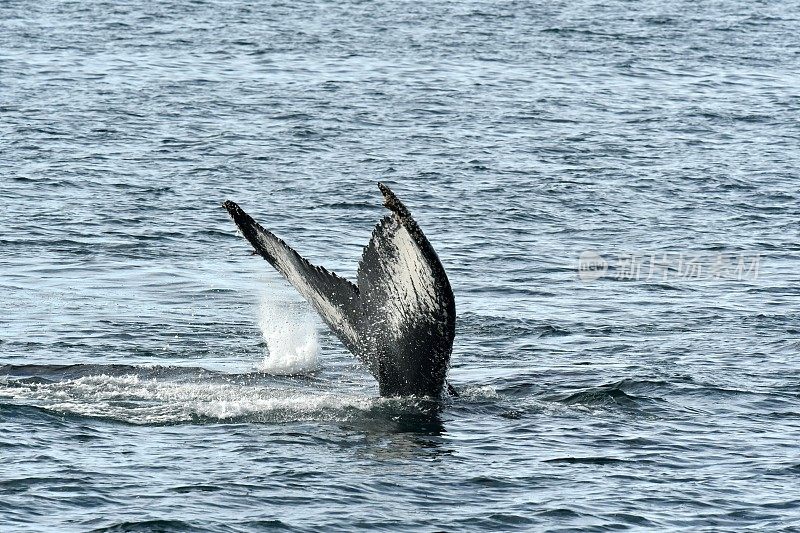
[224,183,455,398]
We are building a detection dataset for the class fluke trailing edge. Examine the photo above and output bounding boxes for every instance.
[223,183,456,398]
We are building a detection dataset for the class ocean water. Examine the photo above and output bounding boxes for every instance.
[2,0,799,531]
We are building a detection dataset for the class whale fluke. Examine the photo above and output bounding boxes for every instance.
[224,184,455,398]
[223,200,362,356]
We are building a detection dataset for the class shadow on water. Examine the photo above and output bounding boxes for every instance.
[342,399,453,460]
[353,396,447,435]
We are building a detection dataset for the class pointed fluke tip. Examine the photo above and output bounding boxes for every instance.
[377,182,410,219]
[223,200,253,229]
[223,200,242,218]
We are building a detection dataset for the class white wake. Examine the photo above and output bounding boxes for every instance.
[0,374,374,424]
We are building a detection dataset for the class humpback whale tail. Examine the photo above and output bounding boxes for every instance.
[224,183,455,398]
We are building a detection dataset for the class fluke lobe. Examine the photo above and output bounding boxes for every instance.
[223,183,456,398]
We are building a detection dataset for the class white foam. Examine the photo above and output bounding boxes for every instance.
[257,294,320,375]
[459,384,499,399]
[0,373,374,424]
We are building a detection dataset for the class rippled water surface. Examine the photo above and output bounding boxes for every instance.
[2,1,800,531]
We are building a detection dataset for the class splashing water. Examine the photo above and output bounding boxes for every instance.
[257,296,320,375]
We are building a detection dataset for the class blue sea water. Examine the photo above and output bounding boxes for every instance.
[1,0,799,531]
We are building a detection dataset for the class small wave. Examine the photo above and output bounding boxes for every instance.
[457,312,572,339]
[538,324,572,337]
[89,520,209,533]
[0,476,66,494]
[557,384,642,408]
[0,363,212,382]
[543,456,628,465]
[536,508,582,518]
[323,201,374,210]
[168,485,224,494]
